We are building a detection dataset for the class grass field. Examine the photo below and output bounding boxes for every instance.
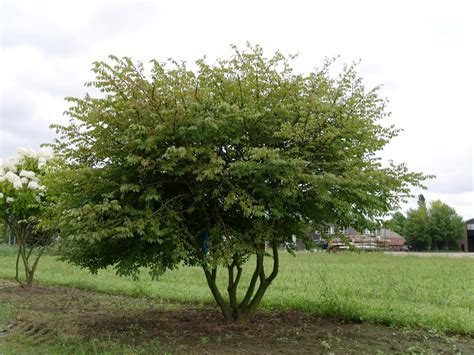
[1,245,473,335]
[2,278,472,354]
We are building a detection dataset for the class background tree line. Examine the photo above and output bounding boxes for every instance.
[387,195,466,251]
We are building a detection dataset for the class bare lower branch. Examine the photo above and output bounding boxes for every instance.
[15,248,21,283]
[31,247,45,276]
[266,241,279,284]
[26,245,35,260]
[227,264,237,310]
[234,265,243,291]
[240,241,280,320]
[204,267,232,320]
[238,252,263,311]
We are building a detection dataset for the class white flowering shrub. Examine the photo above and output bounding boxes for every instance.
[0,148,53,287]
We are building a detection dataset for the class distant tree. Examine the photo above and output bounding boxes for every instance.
[0,148,53,287]
[49,44,427,321]
[417,194,426,209]
[404,207,430,250]
[386,211,406,236]
[403,197,464,251]
[428,200,465,250]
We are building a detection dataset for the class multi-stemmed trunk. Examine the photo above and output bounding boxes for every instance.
[203,241,279,322]
[8,216,45,288]
[15,242,45,288]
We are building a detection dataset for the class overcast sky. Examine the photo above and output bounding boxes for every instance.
[1,0,473,219]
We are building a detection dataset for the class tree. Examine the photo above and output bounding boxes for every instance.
[417,194,426,209]
[49,44,427,321]
[428,200,465,250]
[403,195,430,250]
[385,211,406,236]
[402,198,465,251]
[0,148,53,287]
[404,207,430,250]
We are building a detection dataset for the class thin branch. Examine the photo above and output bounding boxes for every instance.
[265,241,279,284]
[26,244,35,260]
[234,264,243,291]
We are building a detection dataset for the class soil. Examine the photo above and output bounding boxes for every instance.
[0,279,473,354]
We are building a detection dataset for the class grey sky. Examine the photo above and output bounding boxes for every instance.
[1,0,473,219]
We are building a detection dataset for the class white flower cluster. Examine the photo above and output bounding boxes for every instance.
[0,192,14,203]
[0,148,52,174]
[0,148,52,200]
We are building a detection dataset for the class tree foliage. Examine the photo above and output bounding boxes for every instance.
[398,196,465,250]
[49,44,427,321]
[404,205,430,250]
[428,200,465,250]
[0,148,53,286]
[385,211,406,236]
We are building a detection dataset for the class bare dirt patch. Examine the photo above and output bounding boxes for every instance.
[0,279,473,353]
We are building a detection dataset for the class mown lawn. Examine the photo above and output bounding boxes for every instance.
[1,245,473,335]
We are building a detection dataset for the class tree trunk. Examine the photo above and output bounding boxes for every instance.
[15,247,21,283]
[25,247,44,287]
[203,241,280,322]
[7,216,45,288]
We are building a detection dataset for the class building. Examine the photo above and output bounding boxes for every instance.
[378,229,406,251]
[296,226,405,251]
[460,218,474,252]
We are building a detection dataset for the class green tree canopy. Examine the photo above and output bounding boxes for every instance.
[399,197,465,251]
[404,206,430,250]
[428,200,465,250]
[49,45,427,321]
[385,211,406,236]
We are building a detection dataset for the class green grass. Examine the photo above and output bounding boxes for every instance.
[0,303,16,323]
[0,246,18,257]
[0,334,167,355]
[0,244,473,335]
